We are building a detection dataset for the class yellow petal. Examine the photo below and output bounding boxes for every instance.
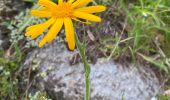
[68,0,76,3]
[38,0,57,9]
[72,0,92,8]
[26,24,41,31]
[38,18,63,47]
[72,17,91,24]
[75,6,106,13]
[31,10,51,18]
[40,7,48,11]
[58,0,63,4]
[25,18,56,39]
[25,29,37,38]
[26,18,55,34]
[73,11,101,22]
[26,18,55,31]
[64,18,75,50]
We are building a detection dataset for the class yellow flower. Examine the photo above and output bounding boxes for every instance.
[25,0,106,50]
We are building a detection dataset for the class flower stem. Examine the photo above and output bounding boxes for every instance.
[75,33,91,100]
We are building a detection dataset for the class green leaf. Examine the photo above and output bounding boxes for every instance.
[138,53,169,74]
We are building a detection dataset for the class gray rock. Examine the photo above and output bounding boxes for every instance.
[24,42,161,100]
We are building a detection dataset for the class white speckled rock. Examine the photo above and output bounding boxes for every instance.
[24,42,161,100]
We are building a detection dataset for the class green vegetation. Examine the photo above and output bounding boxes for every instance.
[0,45,22,99]
[97,0,170,99]
[119,0,170,73]
[158,95,170,100]
[0,0,170,99]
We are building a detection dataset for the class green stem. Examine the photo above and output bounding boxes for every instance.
[75,33,91,100]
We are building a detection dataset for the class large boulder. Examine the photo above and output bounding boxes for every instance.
[23,42,161,100]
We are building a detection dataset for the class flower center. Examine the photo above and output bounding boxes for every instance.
[52,3,73,18]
